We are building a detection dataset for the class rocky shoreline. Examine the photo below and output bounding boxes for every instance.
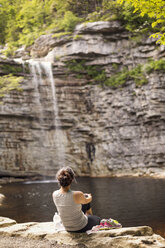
[1,169,165,185]
[0,217,165,248]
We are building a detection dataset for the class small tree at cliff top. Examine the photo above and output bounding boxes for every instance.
[117,0,165,45]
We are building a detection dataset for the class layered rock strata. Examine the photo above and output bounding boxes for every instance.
[0,21,165,177]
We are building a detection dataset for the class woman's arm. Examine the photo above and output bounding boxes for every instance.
[73,191,92,204]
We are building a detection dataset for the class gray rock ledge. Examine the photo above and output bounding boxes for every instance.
[0,217,165,248]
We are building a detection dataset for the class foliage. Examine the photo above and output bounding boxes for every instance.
[65,59,106,82]
[65,59,165,88]
[104,65,147,87]
[105,59,165,87]
[85,1,122,22]
[144,59,165,73]
[73,35,83,40]
[0,0,164,52]
[0,0,86,50]
[101,0,124,21]
[2,44,18,57]
[0,74,23,101]
[65,60,85,73]
[0,0,46,48]
[57,11,82,32]
[117,0,165,44]
[119,2,152,34]
[0,63,23,74]
[86,0,152,34]
[52,32,72,38]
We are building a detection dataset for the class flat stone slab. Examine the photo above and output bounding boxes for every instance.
[1,217,165,248]
[75,21,124,34]
[0,217,16,228]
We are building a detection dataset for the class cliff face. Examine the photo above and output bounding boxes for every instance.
[0,21,165,177]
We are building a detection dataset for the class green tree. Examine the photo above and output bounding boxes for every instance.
[117,0,165,44]
[16,0,46,46]
[0,0,85,47]
[0,0,21,45]
[1,0,161,51]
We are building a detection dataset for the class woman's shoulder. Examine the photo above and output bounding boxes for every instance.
[52,189,60,198]
[73,191,86,204]
[73,191,84,201]
[73,190,83,196]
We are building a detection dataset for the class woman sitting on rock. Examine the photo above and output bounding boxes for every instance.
[52,167,101,233]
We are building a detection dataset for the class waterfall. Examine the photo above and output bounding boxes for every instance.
[14,57,66,173]
[27,59,66,172]
[29,60,45,128]
[40,61,66,167]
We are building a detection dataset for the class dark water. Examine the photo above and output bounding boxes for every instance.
[0,177,165,237]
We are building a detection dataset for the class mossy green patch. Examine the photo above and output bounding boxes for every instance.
[52,32,72,38]
[105,59,165,88]
[104,65,148,87]
[0,63,24,75]
[0,74,23,102]
[64,59,165,88]
[73,34,83,40]
[144,59,165,73]
[64,60,106,83]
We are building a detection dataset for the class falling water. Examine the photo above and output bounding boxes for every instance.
[14,58,51,173]
[28,60,66,169]
[14,58,66,173]
[40,61,66,167]
[28,60,51,173]
[29,60,45,126]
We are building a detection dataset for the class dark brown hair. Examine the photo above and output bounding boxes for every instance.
[56,167,75,187]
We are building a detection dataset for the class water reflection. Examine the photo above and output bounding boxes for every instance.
[0,177,165,237]
[23,179,58,184]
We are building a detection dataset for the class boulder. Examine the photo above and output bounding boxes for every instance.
[0,217,16,227]
[0,194,5,206]
[0,217,165,247]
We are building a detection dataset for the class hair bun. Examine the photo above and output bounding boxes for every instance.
[56,167,75,187]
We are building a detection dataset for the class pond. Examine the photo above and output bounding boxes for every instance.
[0,177,165,238]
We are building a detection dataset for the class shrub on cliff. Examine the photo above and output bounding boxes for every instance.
[0,74,23,102]
[65,59,165,88]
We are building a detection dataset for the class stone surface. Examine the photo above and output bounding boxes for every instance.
[0,217,16,227]
[0,21,165,177]
[75,21,124,34]
[0,194,5,206]
[0,217,165,248]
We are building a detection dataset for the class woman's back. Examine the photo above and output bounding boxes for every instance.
[53,189,87,231]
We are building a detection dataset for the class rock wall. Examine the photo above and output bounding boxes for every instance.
[0,21,165,177]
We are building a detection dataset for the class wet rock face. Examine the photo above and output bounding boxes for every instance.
[0,21,165,177]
